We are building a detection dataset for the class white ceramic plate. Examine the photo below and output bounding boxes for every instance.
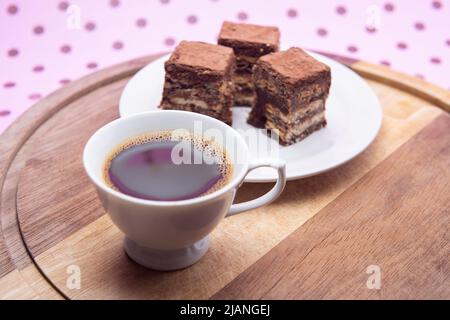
[119,51,382,182]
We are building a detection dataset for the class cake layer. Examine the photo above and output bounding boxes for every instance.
[218,22,279,111]
[235,55,259,73]
[218,21,280,57]
[166,41,235,75]
[162,97,220,111]
[249,47,330,142]
[266,111,326,145]
[163,79,233,96]
[234,91,256,106]
[247,105,266,128]
[267,108,325,132]
[232,57,264,106]
[256,48,331,89]
[232,73,255,106]
[255,76,329,105]
[165,66,232,86]
[235,85,255,95]
[264,96,327,145]
[279,120,327,145]
[253,65,330,112]
[161,87,233,111]
[265,99,326,125]
[163,80,232,98]
[234,73,253,85]
[161,41,235,126]
[234,75,254,94]
[162,78,234,118]
[251,85,328,127]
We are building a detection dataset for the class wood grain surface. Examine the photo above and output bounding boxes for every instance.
[0,231,13,278]
[17,80,123,256]
[0,52,449,299]
[16,78,443,299]
[213,113,450,299]
[0,55,163,299]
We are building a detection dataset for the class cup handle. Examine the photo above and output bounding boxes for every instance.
[227,158,286,217]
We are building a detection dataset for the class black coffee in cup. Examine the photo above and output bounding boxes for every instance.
[103,131,233,201]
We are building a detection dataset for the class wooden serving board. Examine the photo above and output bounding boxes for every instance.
[0,53,449,300]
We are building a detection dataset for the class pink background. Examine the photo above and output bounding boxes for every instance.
[1,0,449,133]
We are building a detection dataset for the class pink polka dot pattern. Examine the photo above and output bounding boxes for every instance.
[397,42,408,50]
[366,26,377,33]
[430,57,441,64]
[347,45,358,53]
[432,1,442,9]
[7,48,19,57]
[85,21,96,31]
[136,18,147,28]
[1,0,449,133]
[187,15,198,24]
[110,0,120,8]
[112,41,124,50]
[384,3,395,12]
[60,44,71,54]
[164,37,175,46]
[28,93,41,100]
[414,22,425,31]
[287,8,298,18]
[33,65,45,73]
[0,110,11,117]
[3,82,16,88]
[7,4,18,15]
[336,6,347,15]
[87,62,98,69]
[317,28,328,37]
[237,11,248,21]
[58,2,69,11]
[33,25,45,35]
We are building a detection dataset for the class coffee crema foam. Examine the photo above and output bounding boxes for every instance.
[103,130,233,199]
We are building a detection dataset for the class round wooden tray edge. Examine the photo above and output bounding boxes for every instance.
[0,52,449,298]
[0,51,448,299]
[353,61,450,112]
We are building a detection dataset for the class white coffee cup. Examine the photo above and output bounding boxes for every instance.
[83,110,286,271]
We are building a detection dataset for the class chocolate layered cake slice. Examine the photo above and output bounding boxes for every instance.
[160,41,235,125]
[218,21,279,111]
[253,47,331,145]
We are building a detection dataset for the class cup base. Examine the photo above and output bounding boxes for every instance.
[123,236,210,271]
